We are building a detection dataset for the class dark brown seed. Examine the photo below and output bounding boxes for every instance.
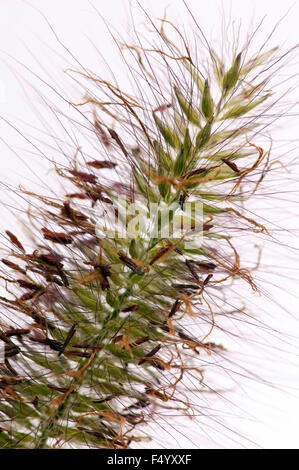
[35,252,64,269]
[221,158,239,172]
[58,324,77,357]
[45,275,64,286]
[149,246,171,266]
[194,261,216,271]
[204,342,226,351]
[108,128,129,157]
[0,376,26,386]
[32,396,39,408]
[179,192,187,209]
[0,331,10,344]
[69,170,97,184]
[98,265,110,290]
[93,394,117,404]
[111,335,123,344]
[86,189,113,205]
[150,320,171,333]
[183,168,207,179]
[4,359,18,376]
[5,231,25,253]
[151,360,165,371]
[46,338,63,352]
[168,300,182,318]
[153,103,171,112]
[5,328,30,337]
[76,427,105,439]
[87,160,117,169]
[29,335,62,352]
[80,265,110,290]
[1,259,26,275]
[202,224,214,231]
[64,350,91,358]
[173,283,199,290]
[17,280,41,291]
[58,270,69,287]
[121,305,139,313]
[185,260,200,282]
[138,345,161,365]
[28,335,46,345]
[128,399,150,410]
[204,274,213,285]
[71,344,102,351]
[66,193,89,199]
[42,228,73,245]
[94,120,111,147]
[93,194,113,204]
[118,251,144,275]
[47,384,73,393]
[178,331,200,344]
[19,292,37,301]
[61,202,88,222]
[145,388,166,401]
[130,336,150,347]
[5,344,20,358]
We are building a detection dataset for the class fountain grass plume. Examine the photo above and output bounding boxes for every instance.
[0,6,298,449]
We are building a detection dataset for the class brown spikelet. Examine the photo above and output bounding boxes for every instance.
[121,305,139,312]
[66,193,89,199]
[58,324,77,357]
[17,280,41,291]
[130,336,150,347]
[168,300,182,318]
[183,168,207,179]
[111,335,123,344]
[153,103,171,112]
[61,202,88,223]
[138,345,162,365]
[0,376,26,386]
[64,350,92,358]
[79,269,110,290]
[94,120,111,147]
[221,158,239,172]
[118,251,145,275]
[41,228,73,245]
[19,292,37,301]
[195,262,217,271]
[108,128,129,157]
[203,274,213,285]
[5,328,30,337]
[35,252,64,269]
[1,259,26,275]
[149,246,171,265]
[69,170,97,184]
[87,160,117,169]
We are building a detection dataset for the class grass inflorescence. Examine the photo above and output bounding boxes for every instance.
[0,4,298,449]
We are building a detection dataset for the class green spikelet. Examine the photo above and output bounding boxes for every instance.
[220,94,271,119]
[195,118,213,150]
[174,86,201,127]
[223,52,242,95]
[153,113,181,149]
[201,79,214,120]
